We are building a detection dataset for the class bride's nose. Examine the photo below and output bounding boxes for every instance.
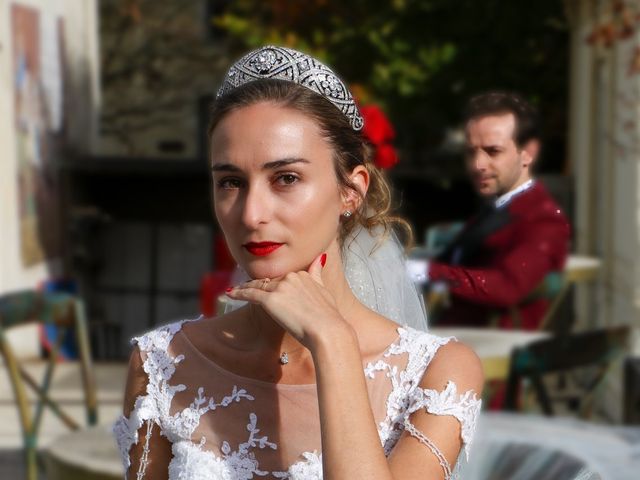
[240,184,272,229]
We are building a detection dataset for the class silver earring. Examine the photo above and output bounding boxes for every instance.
[343,210,352,218]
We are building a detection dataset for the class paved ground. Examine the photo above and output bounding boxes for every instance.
[0,449,46,479]
[0,361,127,478]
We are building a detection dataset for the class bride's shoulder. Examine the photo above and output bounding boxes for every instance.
[369,319,461,364]
[132,314,219,353]
[180,307,245,340]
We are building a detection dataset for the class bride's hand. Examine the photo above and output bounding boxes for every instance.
[225,253,347,346]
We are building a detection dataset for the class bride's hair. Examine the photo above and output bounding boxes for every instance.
[208,79,411,247]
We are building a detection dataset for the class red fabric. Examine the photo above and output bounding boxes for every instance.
[199,271,233,317]
[429,183,571,330]
[214,235,236,271]
[201,236,236,316]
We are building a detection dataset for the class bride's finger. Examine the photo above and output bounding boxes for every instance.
[233,277,275,291]
[225,279,272,303]
[307,252,327,284]
[226,287,270,305]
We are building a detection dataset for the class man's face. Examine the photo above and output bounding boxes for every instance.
[465,113,534,197]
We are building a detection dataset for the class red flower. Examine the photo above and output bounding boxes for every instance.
[374,144,399,169]
[361,105,396,145]
[360,104,399,169]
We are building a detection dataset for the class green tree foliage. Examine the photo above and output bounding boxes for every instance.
[215,0,568,173]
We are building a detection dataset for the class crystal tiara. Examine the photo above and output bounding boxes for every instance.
[216,45,364,131]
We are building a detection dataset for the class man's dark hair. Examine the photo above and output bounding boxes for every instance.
[464,91,541,147]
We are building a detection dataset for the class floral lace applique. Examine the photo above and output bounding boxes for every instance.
[113,318,196,470]
[113,318,257,475]
[168,413,277,480]
[365,326,480,479]
[166,385,255,441]
[365,327,455,454]
[402,380,481,480]
[273,451,323,479]
[407,380,482,461]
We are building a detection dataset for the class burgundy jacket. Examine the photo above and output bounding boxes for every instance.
[429,182,571,330]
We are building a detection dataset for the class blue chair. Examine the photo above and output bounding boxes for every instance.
[423,221,464,258]
[0,290,98,480]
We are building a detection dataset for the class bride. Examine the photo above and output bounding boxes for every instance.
[114,45,483,480]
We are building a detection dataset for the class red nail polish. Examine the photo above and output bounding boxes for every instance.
[225,287,233,293]
[321,253,327,267]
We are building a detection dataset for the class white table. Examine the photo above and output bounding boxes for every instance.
[430,327,550,380]
[538,254,601,329]
[565,254,601,281]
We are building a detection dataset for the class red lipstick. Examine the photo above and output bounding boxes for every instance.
[243,242,284,256]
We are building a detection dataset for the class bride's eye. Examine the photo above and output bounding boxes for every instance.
[274,173,299,186]
[217,177,243,190]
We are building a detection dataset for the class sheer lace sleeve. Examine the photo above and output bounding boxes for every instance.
[405,381,482,462]
[113,342,171,480]
[113,320,190,479]
[402,334,482,479]
[114,397,171,479]
[113,416,160,480]
[402,346,482,480]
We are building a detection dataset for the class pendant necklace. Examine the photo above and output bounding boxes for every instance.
[279,346,305,365]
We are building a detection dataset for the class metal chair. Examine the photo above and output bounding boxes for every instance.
[0,290,98,480]
[499,270,566,331]
[423,221,464,258]
[503,325,629,418]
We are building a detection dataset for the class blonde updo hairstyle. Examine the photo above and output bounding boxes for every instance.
[208,79,411,248]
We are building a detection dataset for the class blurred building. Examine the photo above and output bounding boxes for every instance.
[567,0,640,420]
[65,1,229,357]
[568,1,640,335]
[0,0,100,291]
[1,0,230,359]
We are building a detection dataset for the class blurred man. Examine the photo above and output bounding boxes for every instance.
[417,91,570,329]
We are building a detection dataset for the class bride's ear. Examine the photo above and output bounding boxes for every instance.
[342,165,369,212]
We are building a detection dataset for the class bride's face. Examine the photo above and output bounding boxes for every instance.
[210,102,345,279]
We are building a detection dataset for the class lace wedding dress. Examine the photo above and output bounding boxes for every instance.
[114,317,481,479]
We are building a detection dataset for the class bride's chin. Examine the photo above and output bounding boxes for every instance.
[242,265,291,280]
[242,259,308,280]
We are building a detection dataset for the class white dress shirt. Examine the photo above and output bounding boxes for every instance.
[494,179,535,209]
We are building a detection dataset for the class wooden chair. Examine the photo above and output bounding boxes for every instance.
[0,290,98,480]
[503,325,629,418]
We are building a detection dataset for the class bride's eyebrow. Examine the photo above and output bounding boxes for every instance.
[211,163,240,172]
[211,158,310,173]
[262,158,310,170]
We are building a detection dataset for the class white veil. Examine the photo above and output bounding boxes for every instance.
[342,225,428,331]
